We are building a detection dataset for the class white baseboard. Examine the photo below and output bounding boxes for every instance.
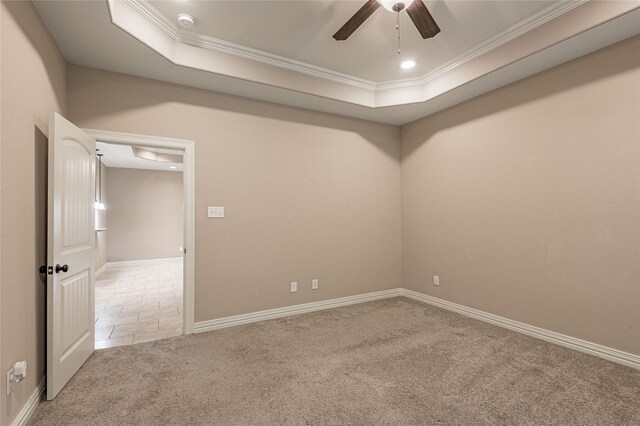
[194,288,403,333]
[5,290,635,426]
[95,262,107,278]
[195,286,639,370]
[103,257,182,269]
[402,288,640,370]
[10,377,45,426]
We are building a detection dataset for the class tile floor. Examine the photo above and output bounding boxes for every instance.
[94,260,183,349]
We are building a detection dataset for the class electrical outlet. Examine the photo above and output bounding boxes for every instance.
[290,282,298,293]
[433,275,440,286]
[312,279,319,290]
[6,369,14,396]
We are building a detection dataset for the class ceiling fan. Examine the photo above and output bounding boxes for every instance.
[333,0,440,41]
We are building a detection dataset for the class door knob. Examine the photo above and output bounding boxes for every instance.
[39,265,53,275]
[55,264,69,273]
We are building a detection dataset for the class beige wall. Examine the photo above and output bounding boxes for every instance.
[105,167,184,262]
[67,66,403,322]
[401,36,640,356]
[0,1,67,424]
[2,6,637,424]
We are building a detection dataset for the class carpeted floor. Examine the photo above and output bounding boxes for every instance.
[30,297,640,425]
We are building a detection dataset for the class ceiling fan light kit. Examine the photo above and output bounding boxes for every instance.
[378,0,414,13]
[333,0,440,43]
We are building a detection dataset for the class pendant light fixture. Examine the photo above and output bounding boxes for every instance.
[95,152,106,210]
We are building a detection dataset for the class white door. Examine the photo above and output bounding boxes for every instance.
[46,112,96,400]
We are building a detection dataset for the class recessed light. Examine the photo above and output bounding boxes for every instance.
[169,166,177,169]
[400,60,416,70]
[177,13,195,29]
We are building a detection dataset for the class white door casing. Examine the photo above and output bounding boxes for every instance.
[82,128,196,334]
[47,112,96,400]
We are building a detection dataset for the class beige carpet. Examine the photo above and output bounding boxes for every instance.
[30,298,640,425]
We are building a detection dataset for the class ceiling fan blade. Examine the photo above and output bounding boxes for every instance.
[333,0,381,41]
[406,0,440,39]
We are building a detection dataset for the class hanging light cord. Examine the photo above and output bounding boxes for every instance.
[396,11,401,54]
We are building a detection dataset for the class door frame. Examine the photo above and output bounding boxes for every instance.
[82,128,195,334]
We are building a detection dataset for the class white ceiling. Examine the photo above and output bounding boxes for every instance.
[149,0,555,83]
[97,142,184,172]
[33,1,640,125]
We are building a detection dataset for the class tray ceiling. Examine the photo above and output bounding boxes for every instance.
[149,0,556,83]
[34,0,640,125]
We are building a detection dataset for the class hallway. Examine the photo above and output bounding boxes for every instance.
[94,260,183,348]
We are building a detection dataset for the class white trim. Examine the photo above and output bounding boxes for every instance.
[376,0,588,89]
[181,141,195,334]
[124,0,176,39]
[124,0,586,91]
[402,289,640,370]
[84,129,193,149]
[10,378,45,426]
[193,289,403,333]
[95,262,108,278]
[102,257,182,269]
[194,286,640,370]
[126,0,377,90]
[83,128,195,335]
[177,31,377,90]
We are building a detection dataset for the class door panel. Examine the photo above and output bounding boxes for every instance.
[47,112,96,400]
[61,139,92,249]
[60,271,90,359]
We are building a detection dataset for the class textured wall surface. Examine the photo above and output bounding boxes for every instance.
[401,36,640,356]
[105,167,183,262]
[0,2,67,423]
[68,65,403,322]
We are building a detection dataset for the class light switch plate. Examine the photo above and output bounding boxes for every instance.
[208,207,224,218]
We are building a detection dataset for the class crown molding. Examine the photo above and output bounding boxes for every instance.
[123,0,587,93]
[375,0,589,90]
[176,31,377,90]
[124,0,177,39]
[125,0,377,90]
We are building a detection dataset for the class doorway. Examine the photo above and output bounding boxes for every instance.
[85,129,195,348]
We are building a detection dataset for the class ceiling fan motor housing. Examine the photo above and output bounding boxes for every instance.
[333,0,438,41]
[378,0,414,12]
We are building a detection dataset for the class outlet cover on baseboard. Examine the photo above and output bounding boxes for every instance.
[290,282,298,293]
[433,275,440,286]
